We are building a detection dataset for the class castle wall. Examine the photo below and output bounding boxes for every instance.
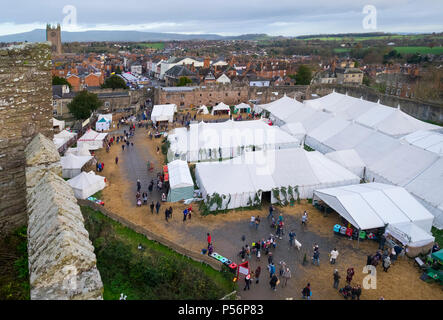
[0,43,53,236]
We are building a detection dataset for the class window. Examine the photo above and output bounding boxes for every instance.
[238,92,241,96]
[180,102,184,106]
[105,101,110,108]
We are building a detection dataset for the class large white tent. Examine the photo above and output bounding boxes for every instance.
[168,119,300,162]
[254,95,304,126]
[211,102,231,115]
[77,129,107,150]
[195,148,360,210]
[60,153,93,178]
[401,130,443,156]
[404,158,443,229]
[313,183,435,253]
[280,122,306,143]
[67,171,106,199]
[167,160,194,202]
[151,104,177,124]
[305,117,350,154]
[65,144,91,157]
[325,149,366,178]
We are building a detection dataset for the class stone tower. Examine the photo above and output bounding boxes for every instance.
[46,24,62,55]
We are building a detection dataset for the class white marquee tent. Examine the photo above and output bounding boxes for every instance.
[401,130,443,156]
[195,148,360,211]
[53,130,77,150]
[211,102,231,115]
[313,183,435,251]
[404,158,443,229]
[325,149,366,178]
[60,153,93,178]
[234,102,251,113]
[168,119,300,162]
[67,171,106,199]
[254,95,304,126]
[65,144,91,157]
[280,122,306,142]
[77,129,107,150]
[151,104,177,124]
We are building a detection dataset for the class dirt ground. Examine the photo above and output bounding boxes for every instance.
[94,122,443,300]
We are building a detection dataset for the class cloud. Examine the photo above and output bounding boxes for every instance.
[0,0,441,36]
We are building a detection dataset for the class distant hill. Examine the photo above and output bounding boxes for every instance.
[0,29,275,43]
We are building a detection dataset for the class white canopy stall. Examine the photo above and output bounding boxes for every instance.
[313,183,435,256]
[60,153,93,178]
[197,105,209,115]
[151,104,177,124]
[67,171,106,199]
[95,114,113,131]
[167,160,194,202]
[77,129,108,150]
[211,102,231,116]
[53,130,77,150]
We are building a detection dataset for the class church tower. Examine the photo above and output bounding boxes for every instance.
[46,24,62,55]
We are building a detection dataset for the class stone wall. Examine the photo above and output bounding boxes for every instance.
[25,133,103,300]
[0,43,53,235]
[154,84,309,109]
[310,84,443,125]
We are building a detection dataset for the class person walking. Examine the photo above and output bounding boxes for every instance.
[137,179,141,192]
[301,211,308,226]
[312,249,320,266]
[288,230,296,247]
[383,256,391,272]
[250,215,255,227]
[267,205,274,219]
[155,201,160,214]
[115,156,119,165]
[302,283,311,300]
[207,233,212,246]
[282,267,291,288]
[255,266,261,284]
[244,274,251,291]
[346,267,355,284]
[183,208,188,222]
[268,262,276,278]
[333,269,341,289]
[168,206,173,219]
[269,274,278,291]
[165,208,169,222]
[150,201,154,214]
[330,248,339,264]
[255,216,260,230]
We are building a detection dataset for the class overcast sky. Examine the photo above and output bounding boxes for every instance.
[0,0,442,36]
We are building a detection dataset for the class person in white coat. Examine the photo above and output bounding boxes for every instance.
[330,248,339,264]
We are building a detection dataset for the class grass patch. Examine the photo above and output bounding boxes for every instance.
[139,43,165,50]
[0,226,30,300]
[432,227,443,247]
[81,206,236,300]
[394,46,443,55]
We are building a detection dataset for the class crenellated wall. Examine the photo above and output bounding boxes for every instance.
[25,133,103,300]
[0,43,53,235]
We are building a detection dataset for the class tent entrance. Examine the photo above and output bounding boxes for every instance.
[262,191,271,205]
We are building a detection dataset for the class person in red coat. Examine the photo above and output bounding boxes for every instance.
[207,233,211,245]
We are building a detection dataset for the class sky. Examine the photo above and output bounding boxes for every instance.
[0,0,442,36]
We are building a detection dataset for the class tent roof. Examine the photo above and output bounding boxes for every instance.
[212,102,231,111]
[314,183,434,231]
[325,149,365,170]
[78,129,107,142]
[68,171,105,189]
[151,104,177,121]
[60,154,92,169]
[167,160,194,189]
[401,130,443,155]
[196,148,360,196]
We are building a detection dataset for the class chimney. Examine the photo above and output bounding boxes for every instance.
[204,57,210,69]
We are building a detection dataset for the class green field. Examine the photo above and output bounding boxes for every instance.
[393,46,443,55]
[333,48,351,53]
[81,206,236,300]
[140,42,165,50]
[301,34,441,41]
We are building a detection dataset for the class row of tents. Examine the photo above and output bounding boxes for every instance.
[253,92,443,229]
